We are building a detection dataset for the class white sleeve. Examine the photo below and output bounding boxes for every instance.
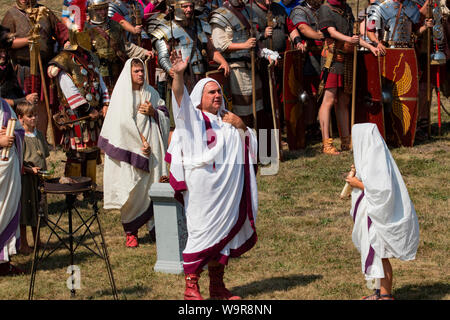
[57,71,87,110]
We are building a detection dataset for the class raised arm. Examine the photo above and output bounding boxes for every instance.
[169,50,189,107]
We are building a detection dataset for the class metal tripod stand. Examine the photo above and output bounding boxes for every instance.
[28,177,118,300]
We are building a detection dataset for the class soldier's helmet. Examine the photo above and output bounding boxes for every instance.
[169,0,195,21]
[87,0,111,25]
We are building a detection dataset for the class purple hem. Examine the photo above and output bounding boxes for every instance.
[182,135,257,274]
[98,136,149,172]
[122,202,154,234]
[353,191,365,222]
[364,216,375,274]
[0,202,20,261]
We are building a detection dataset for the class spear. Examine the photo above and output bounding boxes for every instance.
[350,0,360,132]
[27,6,56,149]
[250,0,257,130]
[426,0,432,138]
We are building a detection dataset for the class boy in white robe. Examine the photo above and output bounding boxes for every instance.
[99,58,170,248]
[346,123,420,300]
[168,50,258,300]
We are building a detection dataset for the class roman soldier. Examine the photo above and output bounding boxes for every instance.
[85,0,152,93]
[210,0,278,129]
[367,0,432,145]
[317,0,378,155]
[47,19,109,185]
[0,26,39,111]
[151,0,230,127]
[289,0,324,140]
[108,0,146,43]
[2,0,69,138]
[151,0,229,92]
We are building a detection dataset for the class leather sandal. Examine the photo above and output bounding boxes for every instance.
[362,289,381,300]
[322,138,340,155]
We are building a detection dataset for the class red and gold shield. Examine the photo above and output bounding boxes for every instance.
[380,48,419,147]
[354,51,385,138]
[283,49,305,150]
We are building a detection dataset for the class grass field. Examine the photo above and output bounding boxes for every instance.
[0,0,449,301]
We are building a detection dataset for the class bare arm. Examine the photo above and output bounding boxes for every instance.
[169,50,189,107]
[298,24,324,40]
[327,26,358,44]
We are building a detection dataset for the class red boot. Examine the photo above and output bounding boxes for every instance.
[126,232,139,248]
[184,273,204,300]
[208,264,241,300]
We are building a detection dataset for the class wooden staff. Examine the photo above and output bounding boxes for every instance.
[250,0,257,130]
[27,7,56,148]
[340,164,356,199]
[267,7,274,50]
[426,0,433,138]
[1,118,16,161]
[351,0,361,131]
[133,2,142,47]
[268,61,280,165]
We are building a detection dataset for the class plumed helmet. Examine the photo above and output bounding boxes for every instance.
[65,0,92,51]
[87,0,110,25]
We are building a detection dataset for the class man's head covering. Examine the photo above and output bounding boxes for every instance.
[351,123,419,261]
[189,77,226,114]
[99,58,166,172]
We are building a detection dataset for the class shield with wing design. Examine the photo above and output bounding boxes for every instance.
[380,48,419,147]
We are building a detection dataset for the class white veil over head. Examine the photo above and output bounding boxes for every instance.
[100,58,166,160]
[189,77,226,114]
[351,123,419,263]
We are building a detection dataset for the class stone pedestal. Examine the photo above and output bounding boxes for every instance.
[150,183,187,274]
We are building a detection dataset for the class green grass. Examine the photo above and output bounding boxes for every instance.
[0,0,449,300]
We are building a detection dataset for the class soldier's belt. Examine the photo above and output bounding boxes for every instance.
[387,41,413,48]
[226,57,251,64]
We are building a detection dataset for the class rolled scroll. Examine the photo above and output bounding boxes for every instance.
[340,164,356,199]
[1,118,16,161]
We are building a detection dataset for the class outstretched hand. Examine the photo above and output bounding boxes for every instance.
[169,50,189,76]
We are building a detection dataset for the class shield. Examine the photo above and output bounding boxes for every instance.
[380,48,419,147]
[205,69,232,111]
[283,49,306,150]
[354,51,386,138]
